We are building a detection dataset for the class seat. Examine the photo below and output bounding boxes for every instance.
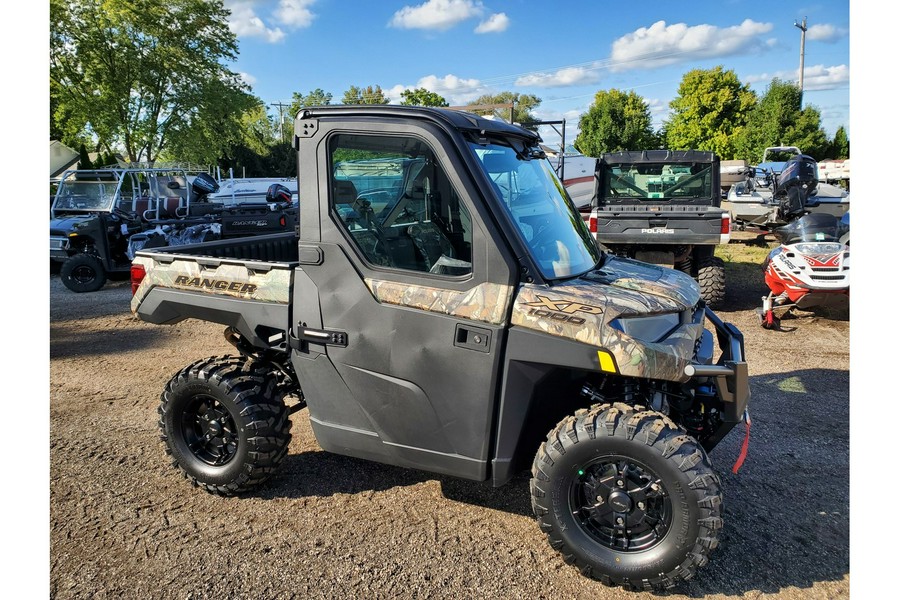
[158,196,181,218]
[133,198,149,217]
[334,179,394,267]
[406,221,456,272]
[381,162,429,227]
[333,179,359,206]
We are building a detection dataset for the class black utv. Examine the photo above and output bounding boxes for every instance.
[50,167,198,292]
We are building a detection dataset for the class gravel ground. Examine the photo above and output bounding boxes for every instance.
[48,248,851,599]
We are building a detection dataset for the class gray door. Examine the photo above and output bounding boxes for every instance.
[291,127,516,481]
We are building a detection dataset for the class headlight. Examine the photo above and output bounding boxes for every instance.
[794,242,843,254]
[609,312,681,343]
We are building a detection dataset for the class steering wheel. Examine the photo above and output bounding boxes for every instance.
[111,206,136,221]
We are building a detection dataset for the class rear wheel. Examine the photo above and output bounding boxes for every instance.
[697,255,726,308]
[530,403,722,591]
[59,253,107,293]
[158,355,292,495]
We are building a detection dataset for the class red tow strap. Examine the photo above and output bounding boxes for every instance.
[731,411,751,474]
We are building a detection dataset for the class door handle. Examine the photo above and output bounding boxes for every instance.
[454,324,491,353]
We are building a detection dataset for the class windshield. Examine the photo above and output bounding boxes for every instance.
[774,213,847,245]
[469,141,601,280]
[53,179,118,211]
[602,161,713,200]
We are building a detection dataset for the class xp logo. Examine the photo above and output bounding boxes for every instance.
[523,295,604,325]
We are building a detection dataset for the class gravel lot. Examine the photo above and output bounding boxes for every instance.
[48,246,850,599]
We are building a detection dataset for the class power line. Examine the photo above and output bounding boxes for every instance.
[270,101,291,143]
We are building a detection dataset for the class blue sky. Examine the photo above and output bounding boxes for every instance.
[224,0,851,149]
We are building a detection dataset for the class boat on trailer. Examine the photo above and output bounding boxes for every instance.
[723,146,848,230]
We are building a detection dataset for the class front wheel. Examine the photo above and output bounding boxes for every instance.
[158,355,292,495]
[59,253,107,293]
[530,403,722,591]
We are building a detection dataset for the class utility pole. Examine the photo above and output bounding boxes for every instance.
[270,101,291,143]
[794,17,808,102]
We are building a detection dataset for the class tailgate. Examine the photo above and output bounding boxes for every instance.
[593,205,729,245]
[591,205,731,244]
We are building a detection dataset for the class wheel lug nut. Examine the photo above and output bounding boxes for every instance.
[616,517,624,525]
[638,502,645,510]
[617,479,624,487]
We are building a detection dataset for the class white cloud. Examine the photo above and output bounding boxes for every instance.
[386,74,488,105]
[801,64,850,91]
[275,0,316,28]
[744,64,849,92]
[610,19,773,71]
[807,23,847,43]
[515,67,600,88]
[239,72,257,86]
[225,1,285,42]
[474,12,509,34]
[389,0,483,31]
[224,1,316,43]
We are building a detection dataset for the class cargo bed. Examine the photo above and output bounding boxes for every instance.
[130,232,300,349]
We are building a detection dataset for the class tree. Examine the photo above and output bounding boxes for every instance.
[77,144,94,170]
[467,92,542,129]
[735,78,829,161]
[664,66,757,159]
[830,126,850,159]
[399,88,448,107]
[574,89,658,156]
[342,85,390,105]
[163,79,261,166]
[50,0,247,164]
[289,88,333,117]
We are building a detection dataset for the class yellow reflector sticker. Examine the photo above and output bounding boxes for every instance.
[597,350,617,373]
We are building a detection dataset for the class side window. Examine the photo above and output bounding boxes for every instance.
[329,133,473,276]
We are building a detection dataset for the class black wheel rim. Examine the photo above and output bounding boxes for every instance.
[180,395,239,466]
[71,264,96,284]
[569,455,672,552]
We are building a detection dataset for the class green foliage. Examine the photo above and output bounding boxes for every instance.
[163,80,261,166]
[664,66,756,159]
[342,85,390,105]
[289,88,333,117]
[239,104,279,154]
[399,88,448,107]
[77,144,93,170]
[734,78,829,161]
[830,126,850,159]
[467,92,542,129]
[574,89,658,156]
[50,0,247,163]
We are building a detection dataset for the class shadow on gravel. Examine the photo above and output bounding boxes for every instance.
[255,367,849,596]
[721,260,767,312]
[681,367,849,596]
[253,449,534,517]
[50,322,171,359]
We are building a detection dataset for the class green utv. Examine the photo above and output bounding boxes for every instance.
[130,106,750,591]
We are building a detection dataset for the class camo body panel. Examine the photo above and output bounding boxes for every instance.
[512,256,703,382]
[364,279,513,326]
[130,255,291,313]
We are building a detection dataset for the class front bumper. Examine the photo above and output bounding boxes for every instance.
[685,307,750,450]
[50,236,70,262]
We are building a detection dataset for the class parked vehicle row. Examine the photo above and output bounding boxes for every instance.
[49,167,298,292]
